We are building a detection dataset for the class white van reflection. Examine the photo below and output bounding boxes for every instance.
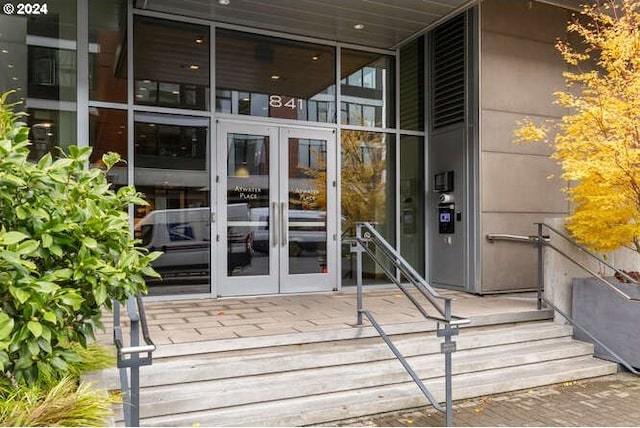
[251,208,326,257]
[135,205,252,281]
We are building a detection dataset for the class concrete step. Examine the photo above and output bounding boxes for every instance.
[141,356,617,427]
[153,308,554,360]
[137,337,591,419]
[130,321,572,388]
[100,319,618,426]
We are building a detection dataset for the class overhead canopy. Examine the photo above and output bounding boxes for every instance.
[136,0,476,50]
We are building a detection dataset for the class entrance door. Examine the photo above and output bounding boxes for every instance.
[216,122,336,296]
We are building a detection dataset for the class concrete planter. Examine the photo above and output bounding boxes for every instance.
[572,277,640,369]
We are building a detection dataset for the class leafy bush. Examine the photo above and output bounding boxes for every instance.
[0,91,160,384]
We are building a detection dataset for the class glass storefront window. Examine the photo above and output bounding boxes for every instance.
[26,108,76,161]
[0,0,77,102]
[89,108,127,186]
[340,130,396,285]
[133,115,210,295]
[134,16,210,110]
[89,0,127,103]
[400,135,425,275]
[216,29,336,123]
[340,49,395,128]
[400,37,425,131]
[134,121,207,170]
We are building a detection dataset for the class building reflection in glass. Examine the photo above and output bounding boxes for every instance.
[133,118,211,295]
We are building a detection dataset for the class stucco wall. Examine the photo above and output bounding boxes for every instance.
[479,0,571,292]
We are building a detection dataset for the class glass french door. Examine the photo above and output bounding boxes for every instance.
[216,122,336,296]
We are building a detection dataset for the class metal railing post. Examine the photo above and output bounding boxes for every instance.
[114,294,155,427]
[353,222,469,426]
[444,300,453,427]
[537,223,543,310]
[113,300,131,426]
[356,223,363,326]
[113,299,121,340]
[128,297,141,427]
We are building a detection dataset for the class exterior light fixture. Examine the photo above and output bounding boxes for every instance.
[353,24,365,30]
[8,63,14,68]
[1,49,8,54]
[195,38,204,44]
[234,166,250,178]
[189,64,200,70]
[270,74,280,80]
[11,77,18,81]
[312,55,319,61]
[218,0,230,5]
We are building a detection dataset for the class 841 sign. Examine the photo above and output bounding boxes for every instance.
[269,95,304,119]
[269,95,304,110]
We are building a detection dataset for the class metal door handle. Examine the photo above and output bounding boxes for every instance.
[272,202,278,247]
[281,202,287,247]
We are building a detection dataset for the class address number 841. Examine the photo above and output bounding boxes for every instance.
[269,95,304,110]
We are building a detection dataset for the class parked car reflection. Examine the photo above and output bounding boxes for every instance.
[135,205,253,283]
[251,208,326,257]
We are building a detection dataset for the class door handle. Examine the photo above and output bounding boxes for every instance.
[272,201,278,248]
[281,202,287,248]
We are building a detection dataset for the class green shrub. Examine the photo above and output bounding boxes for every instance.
[0,91,161,384]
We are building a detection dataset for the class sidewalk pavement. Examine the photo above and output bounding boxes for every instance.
[334,372,640,427]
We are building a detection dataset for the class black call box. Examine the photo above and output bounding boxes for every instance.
[438,203,455,234]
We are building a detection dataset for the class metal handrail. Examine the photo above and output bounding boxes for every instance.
[536,223,640,301]
[113,294,156,427]
[353,222,469,427]
[488,223,640,375]
[486,233,550,244]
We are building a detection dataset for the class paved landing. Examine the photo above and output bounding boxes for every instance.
[99,287,546,346]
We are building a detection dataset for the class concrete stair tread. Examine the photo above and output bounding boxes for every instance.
[154,310,554,359]
[139,356,616,427]
[137,337,594,418]
[127,321,573,389]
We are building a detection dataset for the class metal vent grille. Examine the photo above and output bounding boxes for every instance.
[432,14,465,129]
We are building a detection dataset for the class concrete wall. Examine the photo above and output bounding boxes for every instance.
[545,218,640,324]
[479,0,571,292]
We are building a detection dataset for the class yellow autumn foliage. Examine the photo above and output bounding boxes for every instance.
[516,0,640,253]
[301,129,389,233]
